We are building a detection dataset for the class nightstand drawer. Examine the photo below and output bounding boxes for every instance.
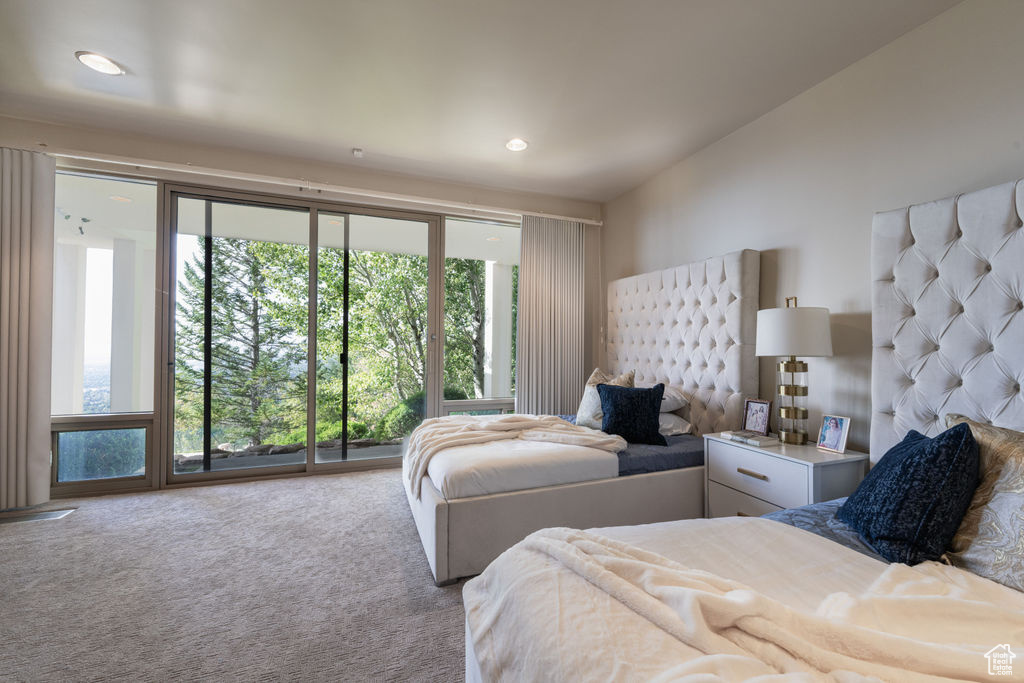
[707,482,782,518]
[707,440,808,509]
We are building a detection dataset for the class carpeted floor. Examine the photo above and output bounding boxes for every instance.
[0,469,467,682]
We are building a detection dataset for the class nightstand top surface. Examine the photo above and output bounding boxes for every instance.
[704,433,868,466]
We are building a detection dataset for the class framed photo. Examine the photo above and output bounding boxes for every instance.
[817,415,851,453]
[742,399,771,436]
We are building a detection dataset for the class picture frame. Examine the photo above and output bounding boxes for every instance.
[817,414,851,453]
[742,399,771,436]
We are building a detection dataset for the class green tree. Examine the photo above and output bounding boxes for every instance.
[174,236,307,450]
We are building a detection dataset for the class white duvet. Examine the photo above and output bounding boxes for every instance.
[404,414,626,499]
[464,518,1024,682]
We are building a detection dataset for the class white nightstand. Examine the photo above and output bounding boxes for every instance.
[703,434,868,518]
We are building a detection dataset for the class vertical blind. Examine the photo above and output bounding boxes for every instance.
[1,148,54,510]
[515,215,585,415]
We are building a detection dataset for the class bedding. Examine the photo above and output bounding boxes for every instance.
[404,413,625,498]
[424,438,620,500]
[464,518,1024,681]
[617,434,704,476]
[425,425,705,499]
[762,498,885,562]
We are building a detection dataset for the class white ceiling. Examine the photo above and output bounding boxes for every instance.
[0,0,959,202]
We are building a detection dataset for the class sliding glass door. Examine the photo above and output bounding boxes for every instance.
[168,188,440,481]
[172,197,310,475]
[315,213,431,463]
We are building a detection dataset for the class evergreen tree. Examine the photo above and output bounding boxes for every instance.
[174,236,307,450]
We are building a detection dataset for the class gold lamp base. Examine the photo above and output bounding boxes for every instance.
[779,429,809,445]
[777,351,810,444]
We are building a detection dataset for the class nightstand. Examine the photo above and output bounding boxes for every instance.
[703,434,868,518]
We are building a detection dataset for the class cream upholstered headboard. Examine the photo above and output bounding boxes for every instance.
[872,178,1024,461]
[606,249,759,435]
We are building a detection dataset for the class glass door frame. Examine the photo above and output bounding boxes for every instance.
[159,182,442,486]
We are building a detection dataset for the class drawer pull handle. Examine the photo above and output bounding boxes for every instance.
[736,511,751,517]
[736,467,768,481]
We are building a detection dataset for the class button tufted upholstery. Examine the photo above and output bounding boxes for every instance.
[606,249,759,435]
[871,179,1024,461]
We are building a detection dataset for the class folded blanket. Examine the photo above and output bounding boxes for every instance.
[403,414,626,498]
[464,525,1024,682]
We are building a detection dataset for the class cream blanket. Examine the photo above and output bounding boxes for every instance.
[464,526,1024,682]
[403,414,626,498]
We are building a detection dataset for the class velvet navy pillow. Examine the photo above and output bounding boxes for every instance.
[836,423,979,565]
[596,383,667,446]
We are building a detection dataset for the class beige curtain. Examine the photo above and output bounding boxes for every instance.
[515,215,585,415]
[1,148,54,510]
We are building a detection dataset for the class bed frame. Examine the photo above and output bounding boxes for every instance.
[406,248,760,585]
[871,178,1024,459]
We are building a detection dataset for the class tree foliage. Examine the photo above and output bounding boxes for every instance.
[173,233,516,455]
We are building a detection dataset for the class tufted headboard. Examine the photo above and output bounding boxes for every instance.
[606,249,760,435]
[871,178,1024,461]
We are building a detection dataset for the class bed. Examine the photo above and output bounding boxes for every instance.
[463,178,1024,680]
[404,249,760,585]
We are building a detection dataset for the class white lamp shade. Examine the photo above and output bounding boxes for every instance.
[755,306,833,357]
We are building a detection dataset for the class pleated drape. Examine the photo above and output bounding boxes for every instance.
[515,216,585,415]
[1,148,55,510]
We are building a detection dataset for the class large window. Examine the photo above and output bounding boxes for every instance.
[52,174,156,416]
[443,218,519,413]
[49,175,523,492]
[51,172,157,491]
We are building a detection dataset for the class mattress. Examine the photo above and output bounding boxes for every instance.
[762,497,885,562]
[425,438,620,500]
[426,424,706,500]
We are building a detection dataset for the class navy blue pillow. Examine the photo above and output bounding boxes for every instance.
[596,383,667,446]
[836,423,979,565]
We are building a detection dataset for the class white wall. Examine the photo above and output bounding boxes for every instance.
[601,0,1024,451]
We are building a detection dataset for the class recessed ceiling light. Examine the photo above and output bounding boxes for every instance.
[109,195,132,203]
[505,138,528,152]
[486,236,501,242]
[75,51,124,75]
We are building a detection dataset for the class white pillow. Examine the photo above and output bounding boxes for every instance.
[659,413,692,436]
[576,368,634,429]
[636,381,689,412]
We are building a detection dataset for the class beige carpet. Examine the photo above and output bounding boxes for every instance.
[0,469,466,681]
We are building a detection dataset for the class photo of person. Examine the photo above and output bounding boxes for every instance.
[817,415,850,453]
[742,399,771,436]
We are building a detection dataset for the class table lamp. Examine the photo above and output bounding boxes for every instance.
[755,297,833,444]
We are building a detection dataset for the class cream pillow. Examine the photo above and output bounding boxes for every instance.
[944,414,1024,591]
[659,413,692,436]
[576,368,634,429]
[636,381,690,413]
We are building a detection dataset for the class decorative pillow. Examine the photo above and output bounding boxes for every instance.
[597,383,667,446]
[944,414,1024,591]
[836,423,979,565]
[659,413,693,436]
[576,368,634,429]
[636,382,690,413]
